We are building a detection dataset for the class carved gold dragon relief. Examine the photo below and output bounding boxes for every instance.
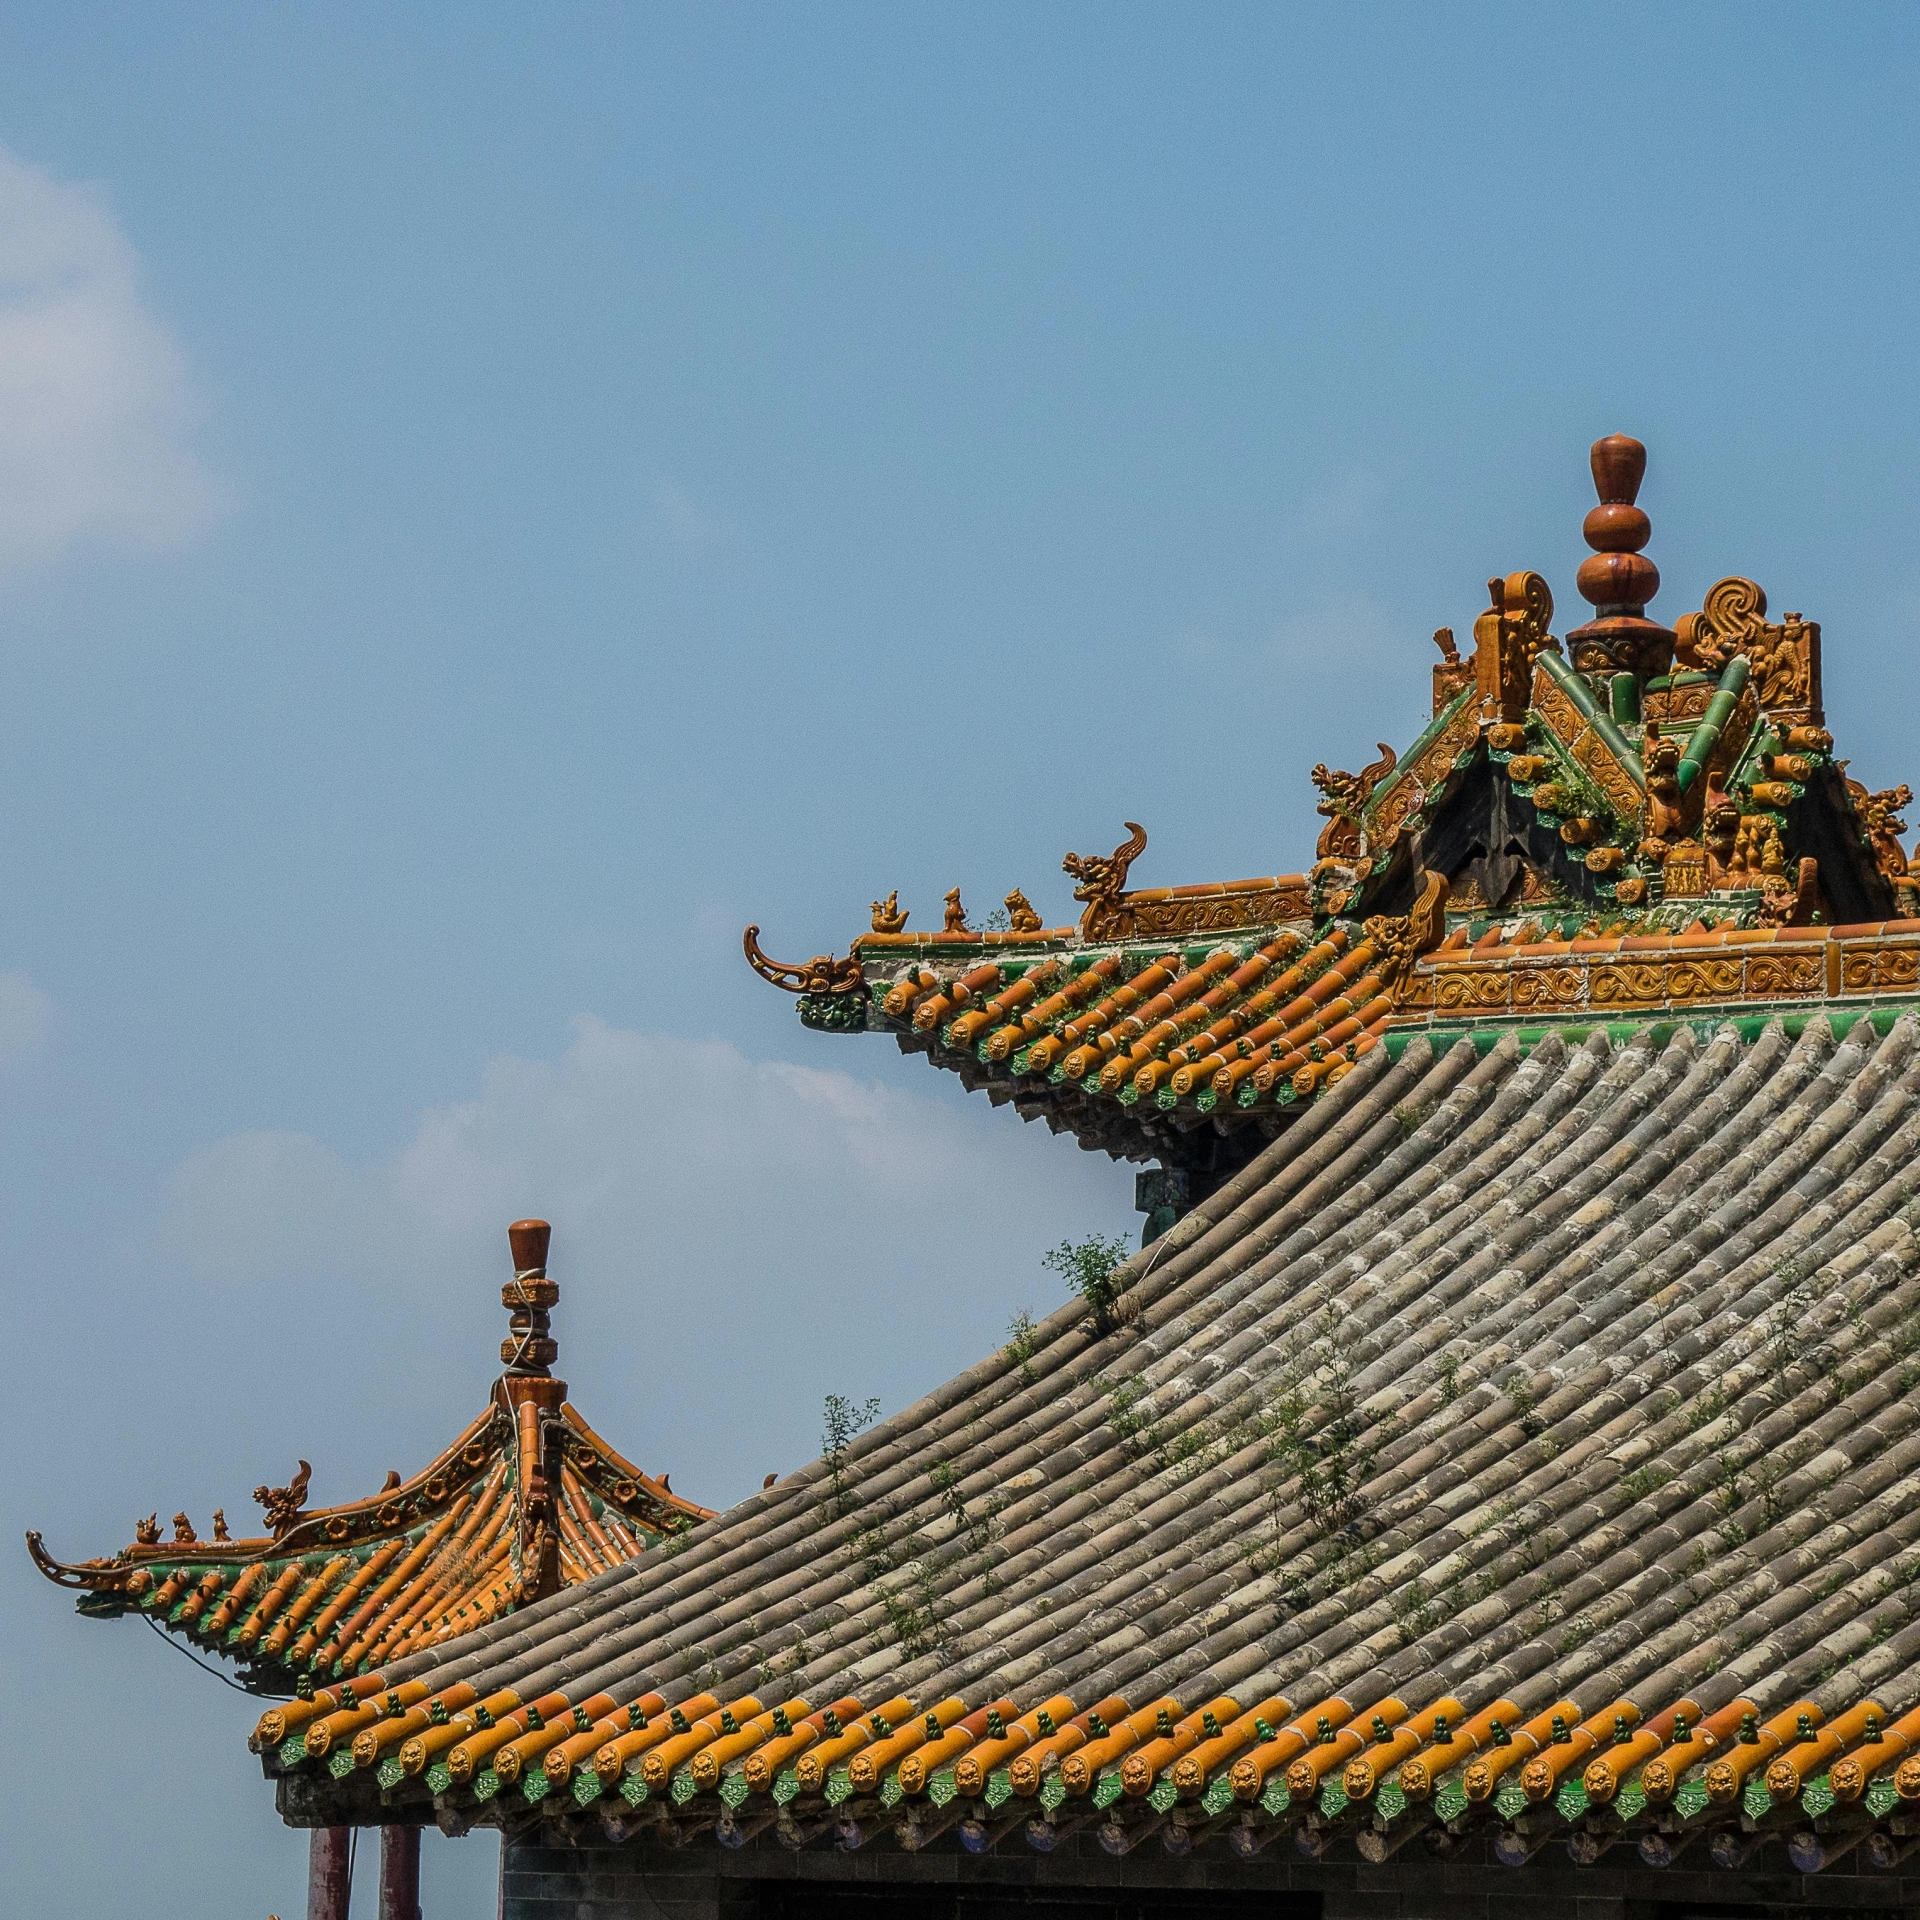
[253,1459,313,1538]
[1364,869,1450,999]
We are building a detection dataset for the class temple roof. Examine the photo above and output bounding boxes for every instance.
[247,438,1920,1888]
[28,1220,710,1696]
[744,435,1920,1182]
[257,1015,1920,1875]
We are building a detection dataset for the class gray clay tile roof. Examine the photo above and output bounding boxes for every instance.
[261,1009,1920,1872]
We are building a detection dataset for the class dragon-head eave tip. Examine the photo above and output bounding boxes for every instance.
[742,924,865,997]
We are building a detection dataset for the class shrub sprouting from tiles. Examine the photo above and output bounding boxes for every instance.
[930,1460,1006,1600]
[1273,1299,1378,1544]
[1044,1231,1131,1335]
[823,1393,880,1522]
[1003,1310,1039,1385]
[1243,1297,1383,1593]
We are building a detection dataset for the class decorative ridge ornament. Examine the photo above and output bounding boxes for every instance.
[1062,823,1148,935]
[1313,745,1397,862]
[1565,433,1676,681]
[252,1460,312,1538]
[741,926,865,997]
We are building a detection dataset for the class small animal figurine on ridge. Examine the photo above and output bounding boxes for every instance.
[1003,888,1043,933]
[943,888,969,932]
[869,890,909,934]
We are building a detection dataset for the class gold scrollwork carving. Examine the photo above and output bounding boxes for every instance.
[1083,880,1311,943]
[1370,701,1480,845]
[1746,954,1821,997]
[1433,969,1511,1011]
[1570,727,1644,823]
[1879,947,1920,989]
[1589,959,1744,1006]
[1511,967,1585,1008]
[1675,576,1821,719]
[1591,964,1670,1006]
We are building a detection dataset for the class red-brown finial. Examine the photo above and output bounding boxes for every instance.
[1566,432,1673,678]
[508,1218,551,1274]
[502,1219,557,1376]
[1577,433,1658,615]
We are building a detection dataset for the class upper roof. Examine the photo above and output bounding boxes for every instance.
[744,434,1920,1170]
[28,1220,711,1695]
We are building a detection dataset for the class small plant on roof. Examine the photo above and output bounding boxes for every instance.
[1044,1231,1131,1334]
[823,1393,880,1522]
[1003,1309,1039,1385]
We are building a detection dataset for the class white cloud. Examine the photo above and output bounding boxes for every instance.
[0,969,56,1062]
[641,478,733,546]
[159,1016,1128,1503]
[164,1127,361,1281]
[0,146,229,567]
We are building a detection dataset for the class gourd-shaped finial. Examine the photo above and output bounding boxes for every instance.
[1567,432,1675,679]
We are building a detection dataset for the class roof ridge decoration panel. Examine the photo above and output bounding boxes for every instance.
[744,437,1920,1176]
[257,1013,1920,1882]
[28,1221,711,1695]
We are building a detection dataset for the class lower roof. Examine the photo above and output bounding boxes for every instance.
[260,1007,1920,1881]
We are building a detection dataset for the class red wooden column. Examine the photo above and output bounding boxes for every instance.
[306,1827,352,1920]
[380,1826,422,1920]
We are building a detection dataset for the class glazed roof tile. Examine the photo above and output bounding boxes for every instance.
[263,1013,1920,1869]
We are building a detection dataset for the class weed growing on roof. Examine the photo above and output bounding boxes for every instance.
[1004,1310,1039,1386]
[929,1460,1007,1599]
[1277,1300,1378,1542]
[1388,1575,1437,1646]
[866,1557,941,1661]
[1765,1270,1816,1385]
[1392,1097,1437,1134]
[1750,1452,1791,1531]
[1101,1377,1152,1462]
[1556,1610,1597,1657]
[1620,1461,1674,1502]
[1502,1373,1544,1440]
[1714,1450,1749,1547]
[1685,1383,1730,1435]
[823,1394,881,1522]
[1437,1351,1462,1406]
[769,1627,814,1680]
[1045,1231,1131,1335]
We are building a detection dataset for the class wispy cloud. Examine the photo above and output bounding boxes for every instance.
[0,146,230,568]
[158,1016,1125,1501]
[641,478,734,546]
[0,970,56,1063]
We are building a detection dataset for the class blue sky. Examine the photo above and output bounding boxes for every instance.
[6,5,1920,1913]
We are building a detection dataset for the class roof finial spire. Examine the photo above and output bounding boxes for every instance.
[502,1218,557,1377]
[1567,432,1674,681]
